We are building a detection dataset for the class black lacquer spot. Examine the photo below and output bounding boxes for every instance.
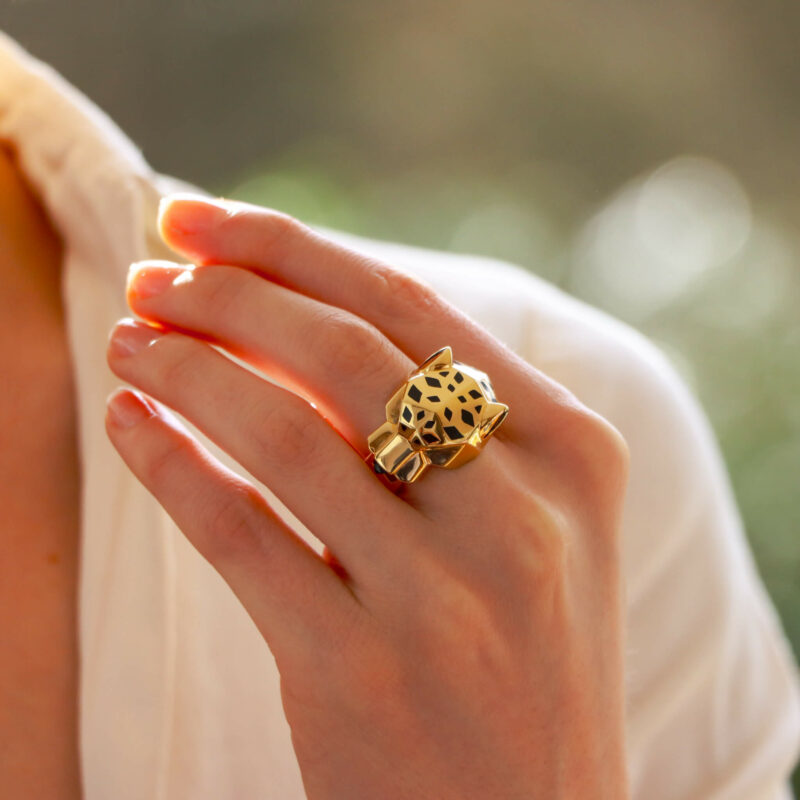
[416,410,425,420]
[422,433,439,444]
[444,407,453,420]
[447,383,455,392]
[425,376,441,387]
[454,372,464,383]
[475,404,482,412]
[468,389,482,399]
[461,409,474,426]
[457,395,467,403]
[444,425,462,440]
[402,407,412,423]
[408,384,422,402]
[427,395,440,402]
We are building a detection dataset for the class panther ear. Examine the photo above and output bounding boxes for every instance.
[479,402,509,439]
[418,345,453,371]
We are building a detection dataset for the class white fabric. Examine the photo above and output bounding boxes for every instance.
[1,29,798,800]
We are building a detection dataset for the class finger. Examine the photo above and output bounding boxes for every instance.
[106,319,418,581]
[104,387,359,666]
[126,259,418,456]
[157,195,581,441]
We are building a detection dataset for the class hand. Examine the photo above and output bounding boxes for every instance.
[105,196,631,800]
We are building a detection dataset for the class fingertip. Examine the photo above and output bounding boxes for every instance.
[106,387,158,431]
[157,193,231,247]
[106,317,166,364]
[126,259,193,304]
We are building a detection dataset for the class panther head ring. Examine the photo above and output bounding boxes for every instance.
[366,346,509,484]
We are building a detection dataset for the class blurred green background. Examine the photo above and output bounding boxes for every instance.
[3,0,798,789]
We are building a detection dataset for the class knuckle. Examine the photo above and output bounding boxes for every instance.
[583,414,630,488]
[556,403,630,489]
[312,309,395,382]
[202,482,268,565]
[191,264,250,318]
[226,207,303,253]
[599,418,631,478]
[371,264,442,323]
[153,335,206,390]
[141,435,190,488]
[257,399,320,472]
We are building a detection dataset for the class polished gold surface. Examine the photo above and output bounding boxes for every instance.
[367,346,508,483]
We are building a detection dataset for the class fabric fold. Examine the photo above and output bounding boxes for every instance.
[0,30,176,800]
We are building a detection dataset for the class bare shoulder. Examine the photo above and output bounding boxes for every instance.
[0,140,82,798]
[0,139,65,336]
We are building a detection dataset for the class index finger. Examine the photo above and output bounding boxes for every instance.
[156,195,583,442]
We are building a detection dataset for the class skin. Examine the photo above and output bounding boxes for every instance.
[0,143,82,797]
[106,195,632,799]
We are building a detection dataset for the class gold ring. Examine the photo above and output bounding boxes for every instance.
[366,346,509,484]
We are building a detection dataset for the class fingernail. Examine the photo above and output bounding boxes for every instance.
[158,193,231,237]
[127,260,192,300]
[106,388,157,429]
[108,319,163,359]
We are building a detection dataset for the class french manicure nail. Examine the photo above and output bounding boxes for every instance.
[127,260,191,300]
[108,320,163,359]
[159,193,231,236]
[106,388,157,429]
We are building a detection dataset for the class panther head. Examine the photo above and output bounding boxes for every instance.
[367,346,508,483]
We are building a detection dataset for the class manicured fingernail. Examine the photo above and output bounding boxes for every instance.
[108,319,163,359]
[158,193,231,237]
[106,388,157,429]
[127,260,192,300]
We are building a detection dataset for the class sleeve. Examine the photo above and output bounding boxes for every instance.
[528,299,800,799]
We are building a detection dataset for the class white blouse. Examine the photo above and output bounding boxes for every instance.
[1,30,798,800]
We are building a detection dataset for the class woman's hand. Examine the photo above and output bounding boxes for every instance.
[105,195,631,800]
